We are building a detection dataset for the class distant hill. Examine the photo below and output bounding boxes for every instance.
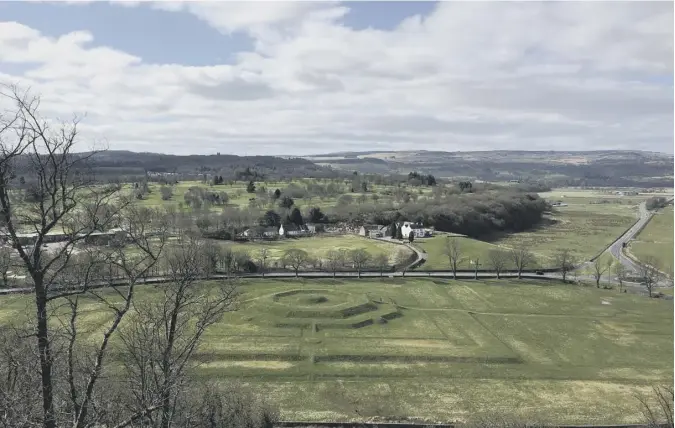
[15,150,343,183]
[305,150,674,188]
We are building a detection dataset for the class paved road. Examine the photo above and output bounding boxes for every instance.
[607,201,650,274]
[604,198,673,276]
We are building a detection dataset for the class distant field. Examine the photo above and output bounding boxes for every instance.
[225,235,411,266]
[2,278,670,424]
[416,202,638,270]
[492,192,641,264]
[126,179,434,211]
[630,206,674,271]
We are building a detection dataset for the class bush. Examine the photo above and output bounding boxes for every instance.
[160,185,173,201]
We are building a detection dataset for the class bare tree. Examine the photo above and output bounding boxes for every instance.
[554,248,575,282]
[350,248,371,279]
[510,244,533,279]
[257,248,269,277]
[639,256,663,298]
[0,246,12,287]
[325,249,344,278]
[201,239,222,279]
[443,236,462,279]
[0,85,169,428]
[605,258,614,289]
[159,185,172,201]
[591,258,608,288]
[487,249,507,279]
[615,263,626,293]
[635,384,674,428]
[119,236,238,428]
[372,252,389,277]
[395,248,410,277]
[471,257,481,279]
[282,248,309,277]
[665,263,674,289]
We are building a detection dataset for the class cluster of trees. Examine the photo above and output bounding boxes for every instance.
[325,191,549,239]
[407,171,437,186]
[0,85,278,427]
[183,186,230,208]
[442,237,536,279]
[646,196,670,210]
[275,247,412,278]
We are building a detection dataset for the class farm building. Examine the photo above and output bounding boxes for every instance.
[243,226,279,239]
[359,224,387,238]
[279,223,313,237]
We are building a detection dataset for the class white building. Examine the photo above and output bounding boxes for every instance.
[400,222,427,239]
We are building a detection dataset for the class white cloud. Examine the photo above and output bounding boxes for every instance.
[0,1,673,155]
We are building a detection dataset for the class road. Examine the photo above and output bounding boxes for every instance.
[607,201,650,274]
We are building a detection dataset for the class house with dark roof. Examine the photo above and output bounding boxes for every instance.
[359,224,387,238]
[279,223,312,237]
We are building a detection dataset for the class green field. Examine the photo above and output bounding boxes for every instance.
[126,179,433,211]
[630,206,674,271]
[415,235,513,270]
[2,278,670,423]
[494,192,642,264]
[225,235,412,266]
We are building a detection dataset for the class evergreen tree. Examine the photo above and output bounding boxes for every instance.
[308,207,325,223]
[246,180,256,193]
[273,189,281,199]
[396,225,403,240]
[279,196,294,209]
[289,207,303,225]
[388,223,397,238]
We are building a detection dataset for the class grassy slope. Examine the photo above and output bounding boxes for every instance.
[2,278,670,424]
[630,206,674,271]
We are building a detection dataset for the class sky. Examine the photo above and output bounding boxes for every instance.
[0,1,673,156]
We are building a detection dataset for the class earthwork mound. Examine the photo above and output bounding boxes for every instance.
[262,289,403,331]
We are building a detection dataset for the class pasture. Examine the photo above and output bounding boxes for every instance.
[225,235,412,266]
[1,278,671,424]
[629,205,674,271]
[493,191,644,264]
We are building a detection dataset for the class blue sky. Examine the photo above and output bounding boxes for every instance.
[0,1,672,155]
[0,1,436,65]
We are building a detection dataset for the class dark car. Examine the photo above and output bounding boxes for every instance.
[535,270,544,275]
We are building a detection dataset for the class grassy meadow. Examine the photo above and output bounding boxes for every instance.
[225,235,412,266]
[629,205,674,271]
[1,278,671,424]
[488,188,663,266]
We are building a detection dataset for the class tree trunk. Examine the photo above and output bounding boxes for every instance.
[517,269,522,279]
[496,271,500,279]
[357,269,361,279]
[35,277,56,428]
